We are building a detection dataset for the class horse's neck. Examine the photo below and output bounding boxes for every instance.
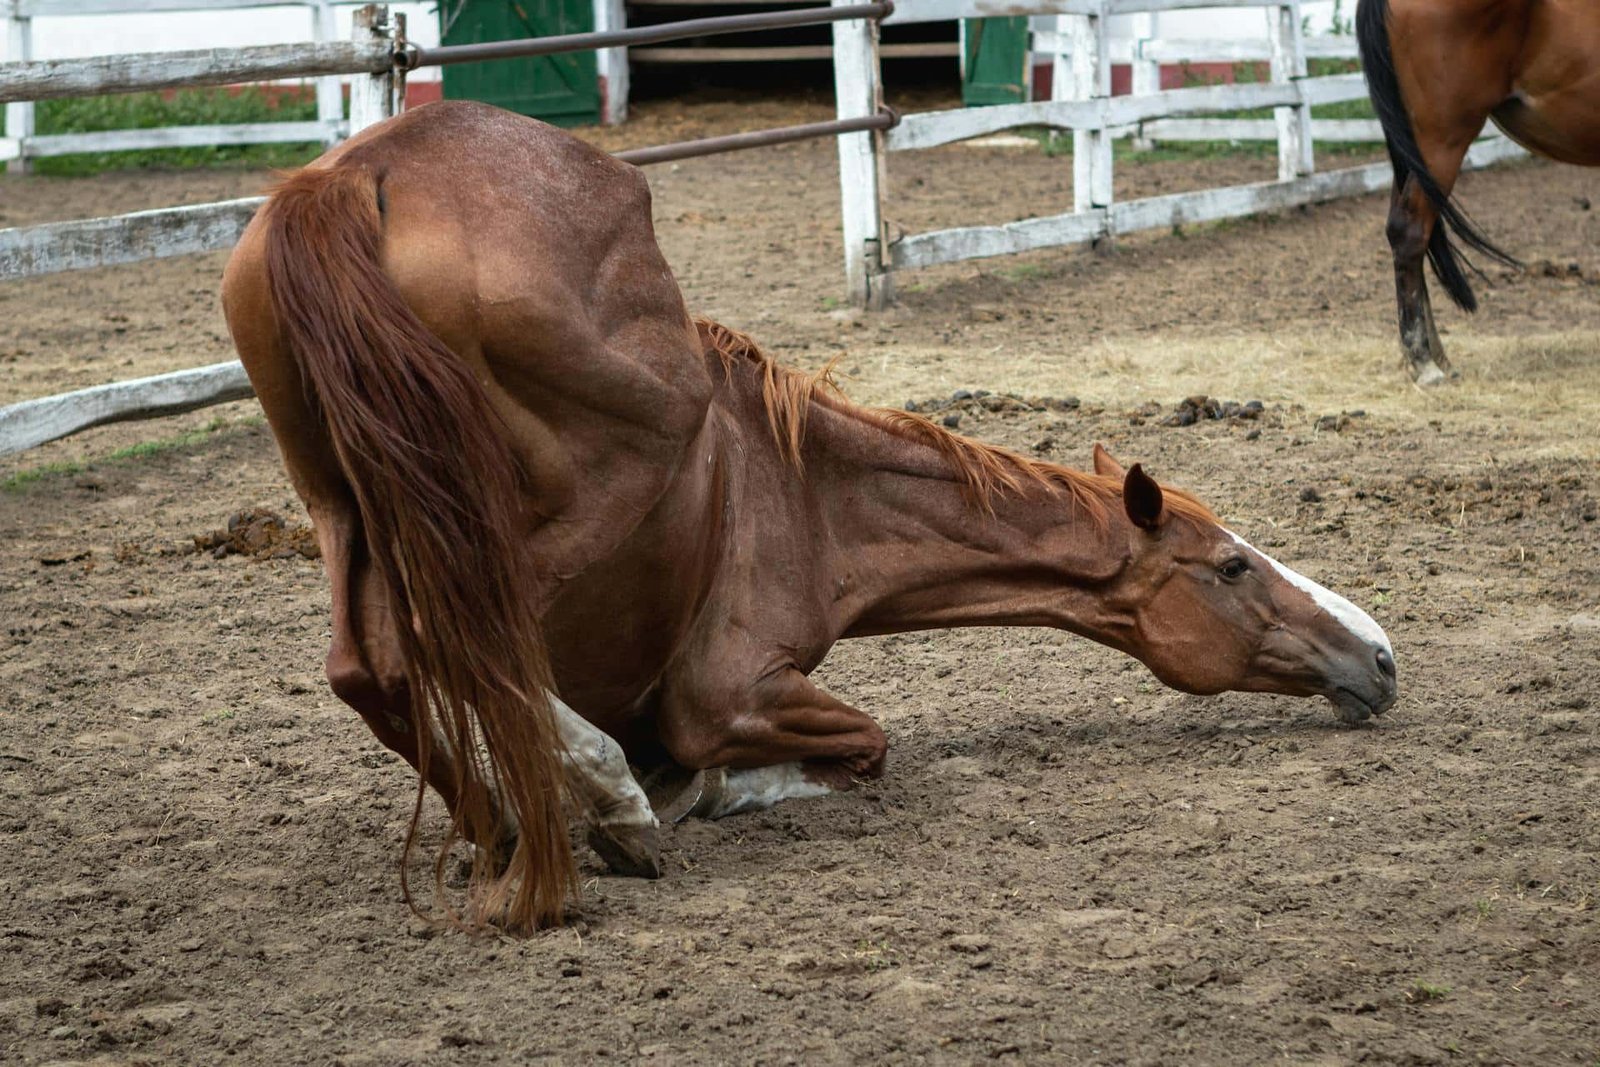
[795,400,1134,643]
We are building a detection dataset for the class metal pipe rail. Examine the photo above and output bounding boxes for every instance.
[616,108,897,167]
[397,2,894,70]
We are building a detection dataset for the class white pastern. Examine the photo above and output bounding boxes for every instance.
[1228,531,1393,655]
[703,763,833,820]
[547,691,657,831]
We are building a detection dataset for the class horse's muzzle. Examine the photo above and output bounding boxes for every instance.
[1327,645,1399,723]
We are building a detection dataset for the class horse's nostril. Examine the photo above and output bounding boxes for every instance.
[1375,647,1396,680]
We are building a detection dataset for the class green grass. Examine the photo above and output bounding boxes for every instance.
[1,415,251,493]
[8,87,327,177]
[1407,980,1452,1003]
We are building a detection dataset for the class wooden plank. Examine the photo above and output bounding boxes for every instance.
[891,208,1106,270]
[1300,71,1369,107]
[1102,79,1297,126]
[887,97,1101,151]
[19,0,318,13]
[5,10,31,174]
[832,0,890,308]
[347,4,396,136]
[0,37,391,104]
[1068,10,1111,213]
[631,42,958,61]
[26,120,338,156]
[312,0,344,146]
[0,197,262,279]
[1105,0,1278,12]
[1111,162,1391,234]
[1142,116,1381,141]
[0,361,254,457]
[1268,0,1312,180]
[888,143,1526,275]
[885,0,1098,27]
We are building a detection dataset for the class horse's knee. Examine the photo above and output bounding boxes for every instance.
[1386,203,1427,261]
[1386,184,1433,263]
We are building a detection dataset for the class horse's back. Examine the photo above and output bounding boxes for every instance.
[231,100,715,593]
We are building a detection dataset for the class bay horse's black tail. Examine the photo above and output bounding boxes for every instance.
[1356,0,1518,312]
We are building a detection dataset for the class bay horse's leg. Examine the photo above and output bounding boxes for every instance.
[657,668,888,818]
[1387,176,1454,385]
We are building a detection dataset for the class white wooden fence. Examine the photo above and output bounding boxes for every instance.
[0,3,402,455]
[829,0,1525,307]
[1,0,367,175]
[2,0,1529,455]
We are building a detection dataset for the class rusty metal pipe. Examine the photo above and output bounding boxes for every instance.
[400,2,894,70]
[615,108,898,167]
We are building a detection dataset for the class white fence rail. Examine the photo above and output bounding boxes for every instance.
[2,0,362,174]
[831,0,1525,306]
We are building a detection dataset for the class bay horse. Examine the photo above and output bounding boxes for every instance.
[1357,0,1600,384]
[221,100,1398,933]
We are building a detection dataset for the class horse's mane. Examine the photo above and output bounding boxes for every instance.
[696,319,1218,529]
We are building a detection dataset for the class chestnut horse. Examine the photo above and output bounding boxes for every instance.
[1358,0,1600,384]
[221,101,1398,933]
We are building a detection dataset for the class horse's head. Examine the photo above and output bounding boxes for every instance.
[1091,445,1397,723]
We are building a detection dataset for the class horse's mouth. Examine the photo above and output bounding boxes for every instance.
[1330,687,1384,724]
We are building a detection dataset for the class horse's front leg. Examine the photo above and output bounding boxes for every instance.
[1387,176,1453,385]
[656,667,888,820]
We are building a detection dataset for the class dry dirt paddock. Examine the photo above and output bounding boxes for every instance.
[2,94,1599,1065]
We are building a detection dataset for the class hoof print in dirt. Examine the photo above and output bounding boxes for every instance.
[191,508,319,561]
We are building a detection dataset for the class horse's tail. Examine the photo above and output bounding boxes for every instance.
[260,163,575,932]
[1356,0,1517,312]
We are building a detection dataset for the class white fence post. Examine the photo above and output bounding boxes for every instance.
[831,0,889,309]
[1129,11,1158,150]
[1066,3,1111,218]
[5,0,32,174]
[348,4,397,136]
[595,0,628,125]
[1268,0,1314,180]
[311,0,343,145]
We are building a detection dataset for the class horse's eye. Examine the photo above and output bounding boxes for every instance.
[1219,557,1250,580]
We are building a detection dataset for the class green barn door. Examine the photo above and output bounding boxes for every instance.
[960,18,1030,106]
[439,0,600,127]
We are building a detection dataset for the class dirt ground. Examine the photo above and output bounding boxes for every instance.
[2,90,1599,1065]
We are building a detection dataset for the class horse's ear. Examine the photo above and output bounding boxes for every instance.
[1092,443,1126,479]
[1124,464,1166,530]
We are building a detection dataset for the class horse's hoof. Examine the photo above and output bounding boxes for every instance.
[639,764,718,825]
[586,821,662,879]
[1411,361,1451,387]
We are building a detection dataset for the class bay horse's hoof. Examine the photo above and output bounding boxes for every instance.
[1410,360,1454,387]
[586,821,662,879]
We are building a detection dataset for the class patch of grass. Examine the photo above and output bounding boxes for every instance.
[1,458,88,493]
[2,414,247,494]
[12,87,327,177]
[1000,262,1048,282]
[1406,980,1452,1003]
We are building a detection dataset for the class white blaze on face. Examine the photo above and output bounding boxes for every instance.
[1227,531,1393,656]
